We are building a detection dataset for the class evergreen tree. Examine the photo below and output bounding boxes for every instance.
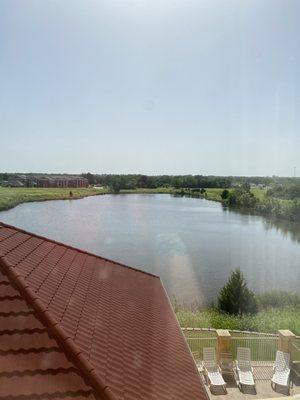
[217,269,257,315]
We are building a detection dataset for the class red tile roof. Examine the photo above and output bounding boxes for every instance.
[0,222,207,400]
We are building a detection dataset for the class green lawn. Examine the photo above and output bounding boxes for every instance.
[0,187,107,212]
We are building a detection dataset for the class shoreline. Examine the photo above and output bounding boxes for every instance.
[0,187,299,227]
[0,187,108,213]
[175,189,300,224]
[0,187,175,213]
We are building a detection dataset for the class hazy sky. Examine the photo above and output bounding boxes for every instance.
[0,0,299,176]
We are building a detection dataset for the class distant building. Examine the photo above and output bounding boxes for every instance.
[34,175,88,188]
[1,178,25,187]
[0,174,89,188]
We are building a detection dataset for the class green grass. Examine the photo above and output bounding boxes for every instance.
[119,187,173,194]
[172,188,267,203]
[176,307,300,335]
[179,304,300,361]
[203,188,267,203]
[0,187,108,212]
[204,188,228,201]
[251,188,267,200]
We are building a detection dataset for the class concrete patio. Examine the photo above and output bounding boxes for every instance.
[183,328,300,399]
[201,363,300,400]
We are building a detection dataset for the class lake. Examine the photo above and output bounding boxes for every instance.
[0,194,299,305]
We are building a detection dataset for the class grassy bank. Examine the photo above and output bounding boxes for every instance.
[176,307,300,335]
[0,186,268,213]
[0,187,107,212]
[175,187,300,222]
[175,291,300,334]
[174,187,267,202]
[119,187,172,194]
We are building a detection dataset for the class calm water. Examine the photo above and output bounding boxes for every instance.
[1,194,300,304]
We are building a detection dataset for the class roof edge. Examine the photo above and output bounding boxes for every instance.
[159,278,210,400]
[0,255,116,400]
[0,221,159,279]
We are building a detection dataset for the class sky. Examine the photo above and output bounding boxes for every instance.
[0,0,299,176]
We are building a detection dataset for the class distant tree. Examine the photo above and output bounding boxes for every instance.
[217,269,257,315]
[241,182,251,192]
[0,173,9,181]
[221,189,229,200]
[136,175,149,188]
[82,172,95,185]
[110,180,122,193]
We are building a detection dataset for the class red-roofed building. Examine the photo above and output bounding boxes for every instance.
[0,222,207,400]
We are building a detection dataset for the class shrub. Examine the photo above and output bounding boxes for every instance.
[217,269,257,315]
[221,189,230,199]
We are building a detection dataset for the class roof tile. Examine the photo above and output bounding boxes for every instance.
[0,264,96,400]
[0,371,91,397]
[0,222,207,400]
[0,331,57,352]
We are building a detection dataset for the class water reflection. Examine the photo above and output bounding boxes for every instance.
[0,194,299,305]
[263,219,300,244]
[224,206,300,244]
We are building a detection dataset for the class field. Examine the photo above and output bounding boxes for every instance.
[204,188,226,201]
[0,187,107,212]
[251,188,268,200]
[204,187,267,202]
[176,307,300,335]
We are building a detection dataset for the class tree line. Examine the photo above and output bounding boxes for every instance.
[81,173,234,191]
[81,173,300,192]
[222,183,300,222]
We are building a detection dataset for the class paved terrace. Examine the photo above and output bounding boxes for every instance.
[201,363,300,400]
[183,328,300,400]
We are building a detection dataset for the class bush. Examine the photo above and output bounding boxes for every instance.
[217,269,257,315]
[221,189,230,200]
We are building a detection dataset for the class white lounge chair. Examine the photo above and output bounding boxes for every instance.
[203,347,227,393]
[271,351,291,393]
[235,347,256,393]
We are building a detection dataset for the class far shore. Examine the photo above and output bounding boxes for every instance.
[0,186,228,213]
[0,187,108,212]
[0,187,180,213]
[0,186,298,227]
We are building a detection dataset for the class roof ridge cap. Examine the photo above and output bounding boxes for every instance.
[0,222,159,279]
[0,255,116,400]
